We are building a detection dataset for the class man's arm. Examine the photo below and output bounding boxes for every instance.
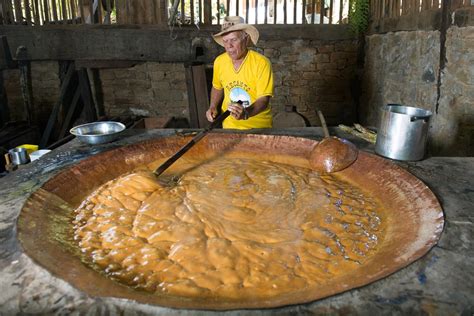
[228,95,271,120]
[206,87,224,122]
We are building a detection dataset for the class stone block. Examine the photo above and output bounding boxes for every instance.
[318,45,334,53]
[100,70,116,80]
[314,53,330,63]
[114,70,135,79]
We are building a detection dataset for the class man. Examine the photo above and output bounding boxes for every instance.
[206,16,274,129]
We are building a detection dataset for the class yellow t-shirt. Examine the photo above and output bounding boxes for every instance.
[212,50,274,129]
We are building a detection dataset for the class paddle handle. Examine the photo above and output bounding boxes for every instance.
[153,110,230,177]
[317,110,330,138]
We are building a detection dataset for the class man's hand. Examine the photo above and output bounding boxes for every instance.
[228,102,247,120]
[206,107,218,122]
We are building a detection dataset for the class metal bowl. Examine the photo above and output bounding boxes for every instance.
[70,121,126,145]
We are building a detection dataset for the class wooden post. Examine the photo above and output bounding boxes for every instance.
[16,46,34,125]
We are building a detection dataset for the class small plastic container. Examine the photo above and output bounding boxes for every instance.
[17,144,39,155]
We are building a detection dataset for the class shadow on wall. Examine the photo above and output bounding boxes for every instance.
[429,113,474,157]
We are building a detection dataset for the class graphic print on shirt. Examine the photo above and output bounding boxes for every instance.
[229,87,251,108]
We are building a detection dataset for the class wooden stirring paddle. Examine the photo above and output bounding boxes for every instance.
[309,110,358,173]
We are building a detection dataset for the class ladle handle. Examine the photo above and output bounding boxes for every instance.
[317,110,330,138]
[153,110,230,177]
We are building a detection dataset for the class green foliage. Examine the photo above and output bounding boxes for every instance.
[349,0,370,35]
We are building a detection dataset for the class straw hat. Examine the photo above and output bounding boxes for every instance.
[213,16,259,47]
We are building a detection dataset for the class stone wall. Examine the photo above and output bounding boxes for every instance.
[3,62,60,127]
[361,26,474,156]
[100,63,189,120]
[2,38,358,130]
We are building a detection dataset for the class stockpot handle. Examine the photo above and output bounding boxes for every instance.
[410,116,430,123]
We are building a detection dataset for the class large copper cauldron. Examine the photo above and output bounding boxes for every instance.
[17,133,444,310]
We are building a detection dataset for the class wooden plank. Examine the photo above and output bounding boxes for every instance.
[180,0,184,24]
[264,0,268,23]
[329,0,333,23]
[78,0,84,23]
[319,0,324,23]
[32,0,40,24]
[204,0,211,24]
[245,0,249,22]
[255,0,258,23]
[395,0,400,16]
[293,0,297,23]
[61,0,67,22]
[301,0,307,24]
[273,0,277,23]
[184,64,210,128]
[43,0,49,23]
[88,0,93,22]
[71,0,77,23]
[50,0,57,21]
[284,0,287,23]
[339,0,343,22]
[24,0,32,24]
[3,0,15,24]
[14,0,22,23]
[192,64,210,128]
[96,0,102,23]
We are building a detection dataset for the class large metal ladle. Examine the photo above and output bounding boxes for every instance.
[309,110,358,173]
[153,110,231,178]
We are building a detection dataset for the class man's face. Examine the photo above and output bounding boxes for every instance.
[222,31,249,61]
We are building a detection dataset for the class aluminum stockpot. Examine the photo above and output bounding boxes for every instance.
[375,104,432,161]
